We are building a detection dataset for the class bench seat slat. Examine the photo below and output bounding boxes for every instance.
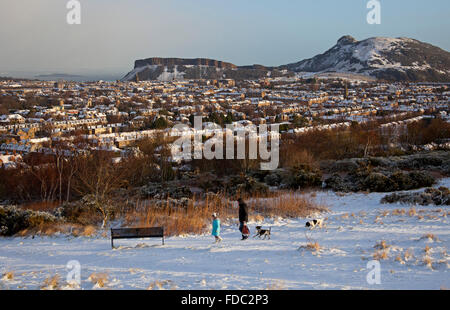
[111,227,164,248]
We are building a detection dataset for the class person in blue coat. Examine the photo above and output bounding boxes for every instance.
[211,213,222,243]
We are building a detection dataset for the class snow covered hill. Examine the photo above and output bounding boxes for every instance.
[283,35,450,82]
[1,179,449,290]
[122,36,450,82]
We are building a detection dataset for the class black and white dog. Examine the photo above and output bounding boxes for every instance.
[305,219,323,230]
[254,226,271,239]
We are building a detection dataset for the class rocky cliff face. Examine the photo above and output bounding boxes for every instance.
[134,58,237,70]
[122,57,292,82]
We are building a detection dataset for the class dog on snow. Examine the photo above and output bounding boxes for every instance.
[305,219,323,230]
[253,226,271,239]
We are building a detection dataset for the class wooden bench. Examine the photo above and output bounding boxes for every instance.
[110,227,164,248]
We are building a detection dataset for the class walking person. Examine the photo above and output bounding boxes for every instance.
[211,213,222,243]
[237,198,249,240]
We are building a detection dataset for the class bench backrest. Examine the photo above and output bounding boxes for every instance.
[111,227,164,239]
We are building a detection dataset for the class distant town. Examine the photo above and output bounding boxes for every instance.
[1,76,449,168]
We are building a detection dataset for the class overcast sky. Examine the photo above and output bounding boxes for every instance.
[1,0,449,78]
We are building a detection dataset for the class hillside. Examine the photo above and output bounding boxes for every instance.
[283,35,450,82]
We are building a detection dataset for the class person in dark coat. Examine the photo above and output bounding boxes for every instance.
[237,198,249,240]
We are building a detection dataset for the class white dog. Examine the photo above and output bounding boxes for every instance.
[305,219,323,230]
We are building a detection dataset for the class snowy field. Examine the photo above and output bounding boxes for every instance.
[1,179,449,290]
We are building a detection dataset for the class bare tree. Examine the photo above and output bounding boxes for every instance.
[72,151,128,228]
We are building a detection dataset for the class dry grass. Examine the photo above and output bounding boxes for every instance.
[404,249,414,261]
[423,256,433,269]
[374,240,390,250]
[88,272,108,288]
[408,207,417,217]
[81,225,97,237]
[373,241,390,260]
[424,245,432,255]
[266,280,286,290]
[124,192,326,237]
[250,193,327,219]
[16,223,91,237]
[147,280,175,290]
[2,271,14,281]
[392,209,406,216]
[421,234,438,242]
[299,242,321,253]
[249,214,265,223]
[14,190,326,238]
[374,215,384,225]
[41,275,60,290]
[395,255,405,264]
[373,250,389,260]
[19,201,60,212]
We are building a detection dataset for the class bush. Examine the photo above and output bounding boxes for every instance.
[140,182,193,199]
[364,173,397,192]
[0,205,58,236]
[264,171,282,186]
[324,174,353,192]
[326,169,436,193]
[408,171,435,188]
[194,173,224,193]
[226,175,269,196]
[283,165,322,189]
[390,171,415,190]
[55,195,117,226]
[381,186,449,206]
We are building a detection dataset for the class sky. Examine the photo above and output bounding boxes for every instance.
[0,0,449,79]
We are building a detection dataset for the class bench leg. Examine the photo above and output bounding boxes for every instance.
[162,237,164,246]
[111,237,114,249]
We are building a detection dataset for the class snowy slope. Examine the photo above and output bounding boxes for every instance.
[1,179,449,290]
[284,35,450,82]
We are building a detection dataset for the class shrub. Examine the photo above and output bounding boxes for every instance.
[55,195,117,226]
[408,171,435,188]
[283,165,322,189]
[381,187,449,206]
[390,171,415,190]
[140,182,193,199]
[0,205,58,236]
[226,175,269,196]
[364,173,397,192]
[263,171,282,187]
[324,174,352,192]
